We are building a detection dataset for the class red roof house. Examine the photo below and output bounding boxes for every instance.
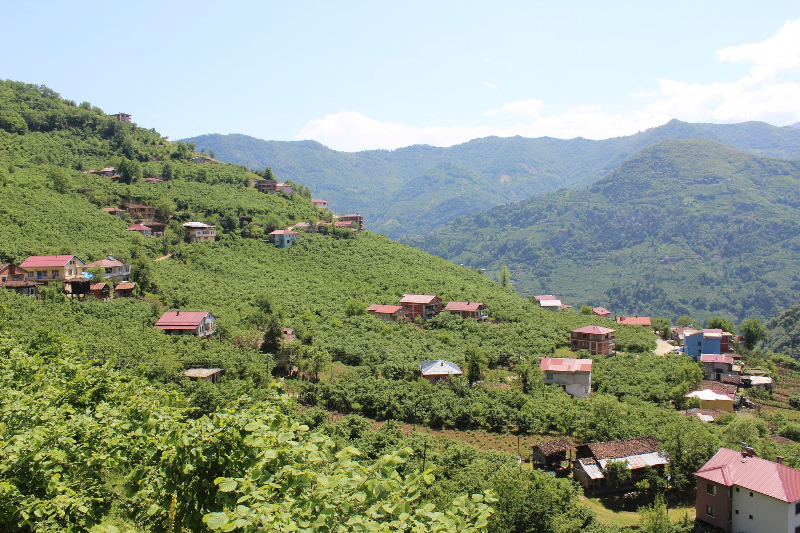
[399,294,442,321]
[366,304,410,322]
[695,447,800,532]
[592,307,612,318]
[570,325,616,356]
[540,357,593,397]
[154,311,216,338]
[616,316,652,327]
[20,255,85,281]
[443,301,488,321]
[127,224,153,237]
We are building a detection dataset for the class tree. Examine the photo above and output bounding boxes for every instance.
[651,317,672,339]
[298,345,332,382]
[131,256,157,293]
[465,346,488,384]
[602,459,631,490]
[209,149,215,159]
[580,305,592,315]
[117,157,140,184]
[344,298,366,317]
[265,166,275,180]
[739,317,767,350]
[675,315,696,327]
[499,265,510,290]
[707,316,735,334]
[47,166,70,193]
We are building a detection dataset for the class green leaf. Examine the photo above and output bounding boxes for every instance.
[203,512,230,530]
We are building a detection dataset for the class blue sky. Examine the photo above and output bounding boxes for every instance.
[2,1,800,151]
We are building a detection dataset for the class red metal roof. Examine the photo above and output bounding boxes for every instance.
[270,230,299,235]
[84,259,127,268]
[534,295,557,301]
[616,316,652,326]
[444,301,485,312]
[89,283,108,291]
[128,224,150,231]
[592,307,611,315]
[20,255,83,268]
[571,325,616,335]
[366,304,404,314]
[695,448,800,502]
[539,357,593,372]
[700,354,735,365]
[115,282,135,290]
[400,294,439,304]
[155,311,211,328]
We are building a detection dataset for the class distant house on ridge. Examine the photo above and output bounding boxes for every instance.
[154,311,216,338]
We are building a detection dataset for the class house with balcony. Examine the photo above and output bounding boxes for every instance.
[128,223,153,237]
[155,311,216,338]
[269,229,299,248]
[312,199,328,209]
[113,112,131,123]
[84,257,131,282]
[183,222,216,242]
[20,255,85,282]
[127,204,156,220]
[254,179,277,193]
[540,357,593,398]
[338,214,363,231]
[443,301,489,321]
[695,446,800,533]
[400,294,442,321]
[570,325,616,356]
[0,263,38,296]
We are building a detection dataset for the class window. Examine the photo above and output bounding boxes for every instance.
[707,484,716,496]
[796,502,800,515]
[706,506,715,518]
[727,488,732,499]
[546,373,553,380]
[727,509,732,521]
[750,492,753,497]
[735,510,739,515]
[52,270,58,278]
[795,527,800,533]
[749,515,753,520]
[736,487,739,492]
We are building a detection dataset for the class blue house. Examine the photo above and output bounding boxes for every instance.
[268,229,299,248]
[685,329,734,359]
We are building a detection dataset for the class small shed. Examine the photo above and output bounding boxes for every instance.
[532,439,573,469]
[184,368,224,383]
[115,281,136,298]
[89,282,110,301]
[420,359,462,384]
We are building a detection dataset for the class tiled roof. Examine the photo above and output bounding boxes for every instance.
[700,354,735,365]
[721,374,742,385]
[444,301,485,312]
[592,307,611,315]
[695,447,800,502]
[21,255,83,268]
[115,281,135,290]
[582,435,660,460]
[128,224,150,231]
[270,230,299,235]
[155,311,211,329]
[534,438,573,456]
[84,259,127,268]
[539,357,593,373]
[571,325,616,335]
[420,360,462,376]
[366,304,404,314]
[616,316,652,326]
[89,283,108,291]
[534,295,557,301]
[400,294,439,304]
[700,380,738,394]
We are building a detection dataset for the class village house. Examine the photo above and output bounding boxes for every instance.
[695,446,800,533]
[0,263,38,296]
[616,316,652,327]
[101,207,127,218]
[592,307,612,318]
[143,221,167,237]
[84,257,131,282]
[540,357,593,398]
[99,167,116,177]
[183,222,216,242]
[534,294,562,311]
[21,254,85,282]
[681,408,729,423]
[184,368,224,383]
[400,294,443,321]
[312,199,328,209]
[127,223,153,237]
[254,179,276,193]
[144,177,163,183]
[276,182,293,194]
[686,329,736,358]
[113,112,131,123]
[420,360,463,384]
[686,389,735,412]
[573,435,668,492]
[365,304,410,322]
[532,439,573,470]
[269,229,299,248]
[338,214,364,231]
[443,301,489,321]
[190,156,219,165]
[114,281,136,298]
[89,282,110,301]
[154,311,216,338]
[570,325,616,356]
[127,204,156,220]
[672,327,699,346]
[701,353,740,381]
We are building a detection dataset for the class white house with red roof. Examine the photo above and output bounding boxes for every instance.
[84,257,131,281]
[443,301,488,321]
[154,311,216,338]
[539,357,593,398]
[700,353,740,381]
[592,307,612,318]
[268,229,299,248]
[534,294,562,311]
[312,199,328,209]
[695,446,800,533]
[127,223,153,238]
[365,304,409,322]
[570,325,616,356]
[20,254,85,281]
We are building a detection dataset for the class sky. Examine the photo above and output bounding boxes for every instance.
[2,1,800,152]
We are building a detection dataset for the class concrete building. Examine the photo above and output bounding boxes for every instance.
[570,325,616,356]
[539,357,593,398]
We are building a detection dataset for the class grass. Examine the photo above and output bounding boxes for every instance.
[579,495,695,527]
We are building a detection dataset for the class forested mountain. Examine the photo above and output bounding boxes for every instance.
[410,139,800,324]
[183,121,800,237]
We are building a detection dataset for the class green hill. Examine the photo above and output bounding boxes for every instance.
[183,121,800,237]
[410,139,800,324]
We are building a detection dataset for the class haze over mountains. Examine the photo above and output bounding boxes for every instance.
[184,120,800,238]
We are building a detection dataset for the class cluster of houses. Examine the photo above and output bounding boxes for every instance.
[0,255,136,300]
[365,294,489,323]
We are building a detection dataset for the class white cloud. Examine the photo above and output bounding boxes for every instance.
[482,81,499,89]
[296,19,800,151]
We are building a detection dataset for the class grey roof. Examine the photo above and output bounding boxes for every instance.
[184,368,223,378]
[420,359,462,376]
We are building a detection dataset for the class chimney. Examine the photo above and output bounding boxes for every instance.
[176,311,179,315]
[777,456,784,465]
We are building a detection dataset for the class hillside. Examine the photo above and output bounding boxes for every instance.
[410,139,800,324]
[183,121,800,237]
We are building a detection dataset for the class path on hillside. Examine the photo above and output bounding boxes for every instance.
[654,338,673,356]
[153,254,172,262]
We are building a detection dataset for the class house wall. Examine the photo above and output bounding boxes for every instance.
[26,259,83,281]
[544,371,591,397]
[696,480,733,532]
[730,488,796,533]
[699,398,734,412]
[704,362,734,379]
[570,333,614,356]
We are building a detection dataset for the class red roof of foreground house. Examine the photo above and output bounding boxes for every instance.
[700,354,735,365]
[616,316,652,326]
[444,301,485,312]
[155,311,212,329]
[20,255,83,268]
[400,294,439,304]
[571,325,616,335]
[695,448,800,502]
[539,357,593,373]
[366,304,405,314]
